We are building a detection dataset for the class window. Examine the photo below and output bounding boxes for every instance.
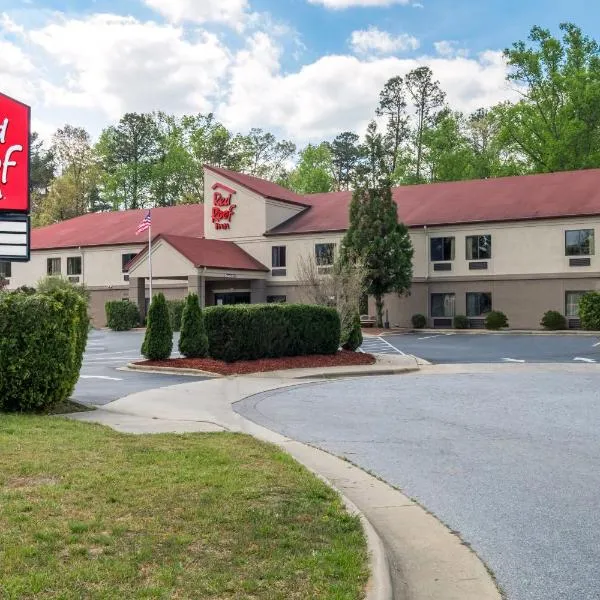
[565,230,594,256]
[67,256,82,276]
[47,258,61,276]
[466,292,492,317]
[122,253,137,273]
[431,293,456,318]
[267,295,287,304]
[430,237,455,262]
[566,291,591,317]
[466,235,492,260]
[271,246,287,276]
[315,243,335,266]
[0,261,11,278]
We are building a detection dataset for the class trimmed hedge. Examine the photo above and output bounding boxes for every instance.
[341,311,363,352]
[179,294,209,358]
[168,299,185,332]
[142,293,173,360]
[485,310,509,330]
[0,288,89,412]
[454,315,469,329]
[106,300,140,331]
[204,304,341,363]
[541,310,567,331]
[579,292,600,330]
[411,314,427,329]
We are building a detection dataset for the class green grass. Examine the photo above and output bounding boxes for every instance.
[0,416,368,599]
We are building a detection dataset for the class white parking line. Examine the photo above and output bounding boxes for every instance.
[80,375,123,381]
[593,342,600,348]
[418,335,447,340]
[377,336,406,356]
[574,357,597,363]
[502,358,526,363]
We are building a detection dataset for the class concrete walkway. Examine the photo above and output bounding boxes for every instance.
[68,370,501,600]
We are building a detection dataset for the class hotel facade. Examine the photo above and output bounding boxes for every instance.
[5,165,600,330]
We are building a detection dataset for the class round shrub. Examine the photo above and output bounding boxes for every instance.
[0,288,89,412]
[341,311,363,352]
[541,310,567,331]
[454,315,469,329]
[411,314,427,329]
[179,294,209,358]
[167,299,185,332]
[106,300,140,331]
[485,310,509,330]
[579,292,600,330]
[142,293,173,360]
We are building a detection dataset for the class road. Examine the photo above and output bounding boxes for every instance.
[235,369,600,600]
[73,329,203,406]
[360,332,600,364]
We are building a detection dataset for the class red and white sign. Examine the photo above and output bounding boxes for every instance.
[211,182,237,231]
[0,92,30,213]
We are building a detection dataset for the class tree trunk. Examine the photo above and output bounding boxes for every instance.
[375,294,384,328]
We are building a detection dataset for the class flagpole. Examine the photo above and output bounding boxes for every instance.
[148,212,153,305]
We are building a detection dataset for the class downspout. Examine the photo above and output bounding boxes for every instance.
[424,226,430,325]
[79,246,85,285]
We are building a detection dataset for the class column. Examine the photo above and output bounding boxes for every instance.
[129,276,146,319]
[188,274,206,308]
[250,279,267,304]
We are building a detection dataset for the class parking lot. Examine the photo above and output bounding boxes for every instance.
[360,332,600,364]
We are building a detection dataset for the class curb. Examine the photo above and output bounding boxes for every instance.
[124,364,222,378]
[372,328,600,337]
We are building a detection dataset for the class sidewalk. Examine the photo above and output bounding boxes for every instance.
[68,372,501,600]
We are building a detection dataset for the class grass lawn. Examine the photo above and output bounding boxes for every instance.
[0,417,368,599]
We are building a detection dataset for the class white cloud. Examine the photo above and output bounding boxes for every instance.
[143,0,249,27]
[308,0,414,8]
[351,27,419,55]
[434,40,469,58]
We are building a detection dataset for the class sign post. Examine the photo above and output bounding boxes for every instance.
[0,92,30,263]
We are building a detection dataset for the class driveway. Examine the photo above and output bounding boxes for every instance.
[234,368,600,600]
[361,332,600,364]
[74,329,204,406]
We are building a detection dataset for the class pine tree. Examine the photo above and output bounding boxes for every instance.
[179,294,209,358]
[141,293,173,360]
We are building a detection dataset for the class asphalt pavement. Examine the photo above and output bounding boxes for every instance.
[361,332,600,364]
[73,329,203,406]
[235,369,600,600]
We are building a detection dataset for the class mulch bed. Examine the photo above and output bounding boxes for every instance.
[136,351,376,376]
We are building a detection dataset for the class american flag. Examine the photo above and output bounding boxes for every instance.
[136,210,151,235]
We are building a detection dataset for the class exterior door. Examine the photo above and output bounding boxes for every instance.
[215,292,251,305]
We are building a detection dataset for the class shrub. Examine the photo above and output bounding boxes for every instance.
[204,304,341,363]
[179,294,209,358]
[142,293,173,360]
[37,275,89,303]
[341,311,363,352]
[0,287,89,412]
[411,314,427,329]
[167,299,185,332]
[579,292,600,330]
[485,310,509,330]
[541,310,567,331]
[454,314,469,329]
[106,300,140,331]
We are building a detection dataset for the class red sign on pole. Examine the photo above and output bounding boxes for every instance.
[0,92,30,214]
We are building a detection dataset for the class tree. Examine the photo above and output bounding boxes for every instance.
[330,132,361,190]
[243,128,296,181]
[29,132,55,220]
[141,293,173,360]
[287,143,334,194]
[376,76,410,176]
[179,294,209,358]
[356,121,390,187]
[405,66,446,182]
[502,23,600,172]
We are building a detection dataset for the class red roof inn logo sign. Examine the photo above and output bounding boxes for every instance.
[0,92,31,263]
[212,182,237,230]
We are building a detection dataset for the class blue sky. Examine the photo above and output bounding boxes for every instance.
[0,0,597,144]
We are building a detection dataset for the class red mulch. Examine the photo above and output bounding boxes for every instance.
[137,351,376,376]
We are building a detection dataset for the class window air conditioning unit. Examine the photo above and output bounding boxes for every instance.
[68,276,80,284]
[123,274,130,282]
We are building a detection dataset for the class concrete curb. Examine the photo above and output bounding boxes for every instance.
[369,328,600,337]
[123,364,222,378]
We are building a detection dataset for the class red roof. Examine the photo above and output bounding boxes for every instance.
[268,168,600,235]
[131,234,269,272]
[205,165,310,207]
[31,205,205,250]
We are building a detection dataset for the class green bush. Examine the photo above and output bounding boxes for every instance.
[411,314,427,329]
[485,310,509,330]
[142,293,173,360]
[454,315,469,329]
[37,275,89,303]
[0,287,89,412]
[106,300,140,331]
[204,304,341,363]
[578,292,600,330]
[341,311,363,352]
[167,299,185,332]
[541,310,567,331]
[179,294,209,358]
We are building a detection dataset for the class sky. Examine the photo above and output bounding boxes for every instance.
[0,0,597,145]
